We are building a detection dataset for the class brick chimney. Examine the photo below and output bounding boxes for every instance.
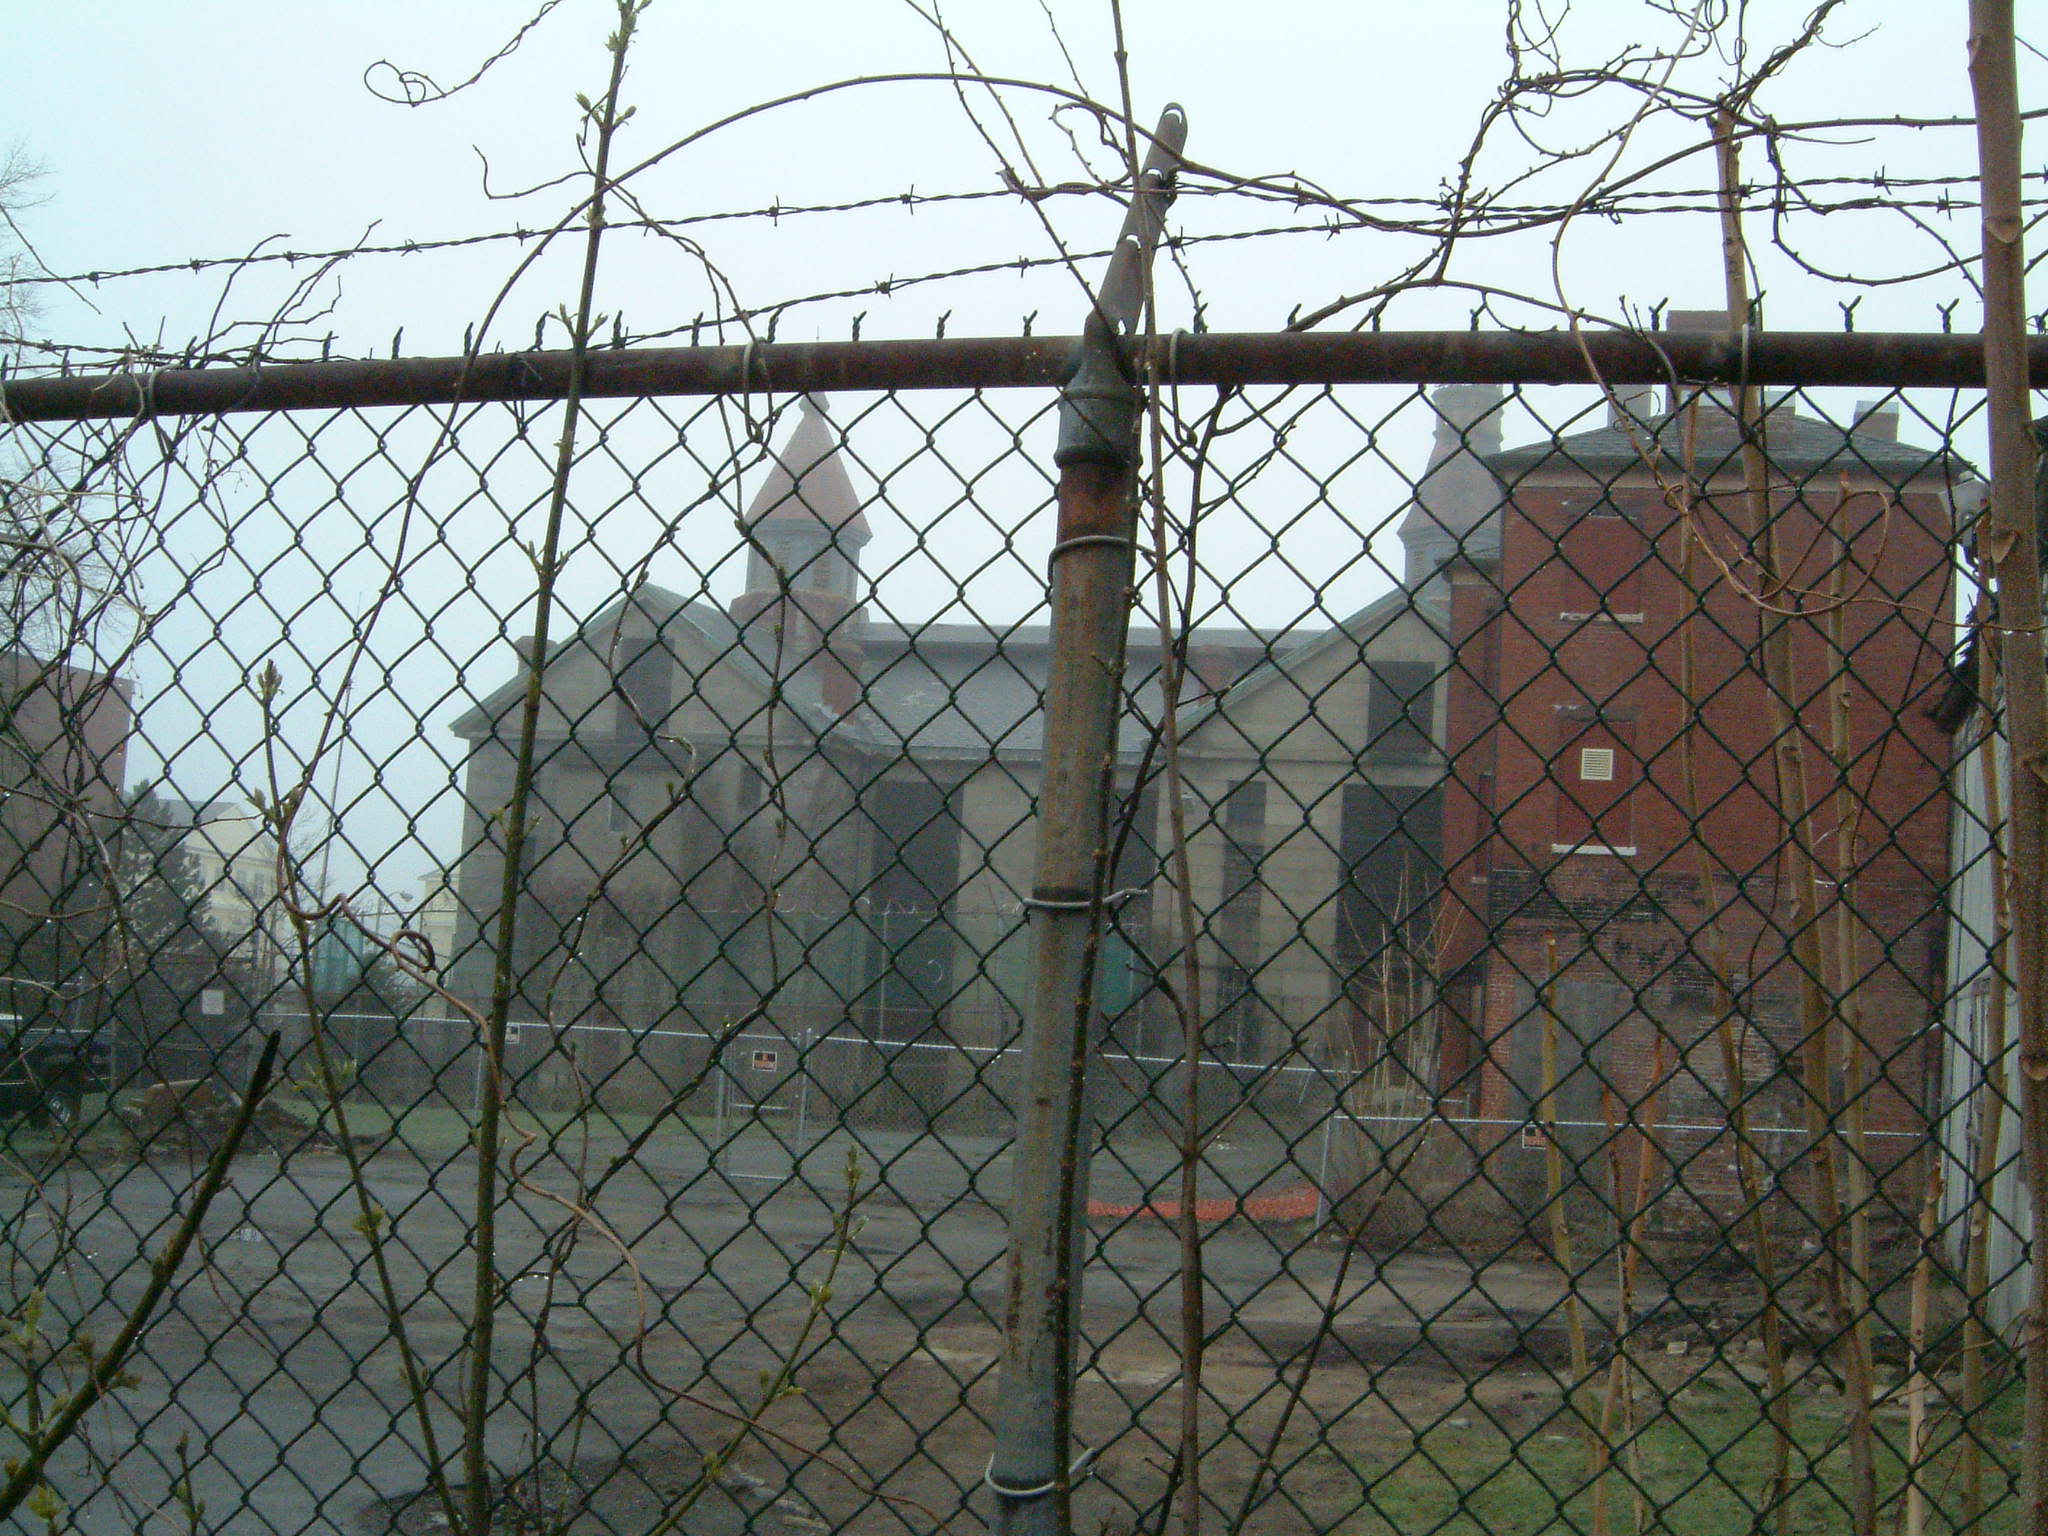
[1852,399,1900,441]
[1400,384,1507,591]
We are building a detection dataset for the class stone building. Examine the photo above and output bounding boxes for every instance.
[446,394,1465,1123]
[1166,384,1497,1093]
[444,368,1963,1201]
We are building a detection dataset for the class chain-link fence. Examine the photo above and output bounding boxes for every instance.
[0,328,2028,1535]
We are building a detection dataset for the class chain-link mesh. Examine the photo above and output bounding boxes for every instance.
[0,350,2020,1535]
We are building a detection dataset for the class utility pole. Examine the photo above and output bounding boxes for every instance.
[985,104,1185,1536]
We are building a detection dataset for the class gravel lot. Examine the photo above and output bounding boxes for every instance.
[3,1118,1590,1534]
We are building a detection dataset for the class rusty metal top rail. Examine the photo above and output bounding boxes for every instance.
[3,328,2040,421]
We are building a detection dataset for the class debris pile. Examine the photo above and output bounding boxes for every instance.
[120,1078,342,1157]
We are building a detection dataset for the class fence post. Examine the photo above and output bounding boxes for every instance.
[986,105,1185,1536]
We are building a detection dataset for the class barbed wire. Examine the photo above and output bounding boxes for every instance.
[11,198,2046,377]
[12,168,2043,301]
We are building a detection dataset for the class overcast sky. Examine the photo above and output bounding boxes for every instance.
[2,3,2033,905]
[7,4,2016,347]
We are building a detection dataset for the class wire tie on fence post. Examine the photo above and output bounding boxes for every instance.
[1047,532,1139,572]
[1021,890,1096,912]
[983,1443,1099,1502]
[1021,887,1146,913]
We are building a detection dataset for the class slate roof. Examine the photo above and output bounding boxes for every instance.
[1177,586,1413,741]
[448,585,839,743]
[1488,402,1963,484]
[840,619,1291,762]
[451,582,1300,765]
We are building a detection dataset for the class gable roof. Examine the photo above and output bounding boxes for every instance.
[1177,585,1415,741]
[448,584,839,742]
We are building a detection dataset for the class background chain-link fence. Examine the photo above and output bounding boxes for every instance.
[0,331,2026,1535]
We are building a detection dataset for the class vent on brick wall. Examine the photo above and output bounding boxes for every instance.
[1579,747,1616,782]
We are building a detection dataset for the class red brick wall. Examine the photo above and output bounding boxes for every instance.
[1442,463,1954,1225]
[0,653,132,921]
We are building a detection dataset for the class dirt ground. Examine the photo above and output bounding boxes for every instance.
[4,1117,1697,1536]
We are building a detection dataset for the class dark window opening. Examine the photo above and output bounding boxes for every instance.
[1335,781,1446,1081]
[862,779,961,1044]
[1213,780,1267,1052]
[1211,962,1257,1064]
[736,761,767,821]
[607,783,637,835]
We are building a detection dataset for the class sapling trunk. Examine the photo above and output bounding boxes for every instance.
[1715,106,1876,1535]
[1966,7,2048,1526]
[1672,389,1794,1529]
[1960,605,2010,1531]
[1538,938,1597,1499]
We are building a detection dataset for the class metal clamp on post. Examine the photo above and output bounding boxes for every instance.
[1054,317,1139,472]
[1046,532,1140,570]
[1021,886,1149,914]
[1020,889,1098,913]
[1052,104,1186,475]
[983,1444,1100,1504]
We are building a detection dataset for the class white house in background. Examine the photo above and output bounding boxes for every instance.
[406,868,462,1008]
[159,796,285,980]
[1937,703,2032,1341]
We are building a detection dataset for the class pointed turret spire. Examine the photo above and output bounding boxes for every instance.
[731,395,873,717]
[742,394,872,545]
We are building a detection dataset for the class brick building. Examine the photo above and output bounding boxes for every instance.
[0,651,132,1018]
[1440,383,1962,1220]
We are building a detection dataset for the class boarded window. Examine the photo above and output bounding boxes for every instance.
[867,779,959,914]
[735,761,767,821]
[607,784,637,834]
[1553,718,1636,850]
[1335,782,1446,1067]
[1211,962,1257,1063]
[1112,780,1162,896]
[1507,975,1626,1164]
[1219,779,1266,959]
[1336,782,1444,964]
[1554,505,1647,620]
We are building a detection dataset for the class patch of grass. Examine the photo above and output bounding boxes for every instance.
[1346,1377,2023,1535]
[0,1094,130,1161]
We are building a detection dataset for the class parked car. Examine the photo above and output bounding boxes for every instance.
[0,1023,111,1129]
